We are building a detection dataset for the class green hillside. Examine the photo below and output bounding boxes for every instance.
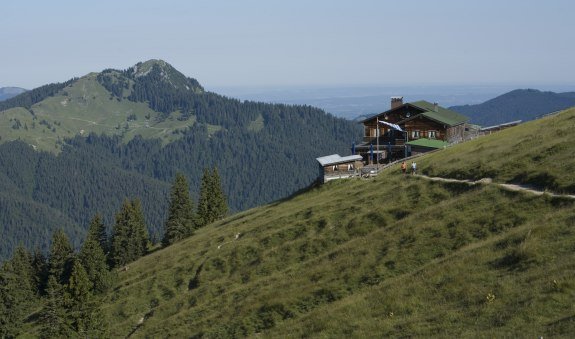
[16,108,572,337]
[419,107,575,193]
[0,71,196,152]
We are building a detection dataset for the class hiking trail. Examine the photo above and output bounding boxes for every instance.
[414,174,575,200]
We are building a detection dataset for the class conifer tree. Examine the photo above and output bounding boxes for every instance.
[0,261,27,338]
[210,167,228,220]
[197,167,228,227]
[10,245,36,299]
[79,238,111,294]
[110,199,150,267]
[48,229,75,286]
[163,172,196,246]
[31,247,48,295]
[132,199,151,253]
[40,275,71,339]
[67,258,106,336]
[197,168,211,227]
[86,214,109,255]
[0,247,43,337]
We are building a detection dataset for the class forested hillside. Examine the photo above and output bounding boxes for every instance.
[450,88,575,126]
[0,60,362,261]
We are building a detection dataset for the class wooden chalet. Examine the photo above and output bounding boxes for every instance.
[316,154,363,183]
[356,97,469,163]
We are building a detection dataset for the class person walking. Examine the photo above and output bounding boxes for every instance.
[411,161,417,175]
[401,161,407,176]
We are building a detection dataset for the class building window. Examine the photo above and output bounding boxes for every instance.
[428,130,437,139]
[411,130,420,139]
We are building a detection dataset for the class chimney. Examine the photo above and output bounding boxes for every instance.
[391,96,403,110]
[433,102,438,112]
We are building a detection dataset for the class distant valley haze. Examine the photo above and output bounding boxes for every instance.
[212,83,575,120]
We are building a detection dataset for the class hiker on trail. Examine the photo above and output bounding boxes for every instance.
[411,161,417,175]
[401,161,407,175]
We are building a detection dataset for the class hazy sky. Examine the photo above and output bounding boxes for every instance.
[2,0,574,90]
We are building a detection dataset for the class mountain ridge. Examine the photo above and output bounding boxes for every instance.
[0,87,27,101]
[450,88,575,126]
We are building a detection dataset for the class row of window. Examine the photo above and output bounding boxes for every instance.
[411,130,437,139]
[365,128,438,139]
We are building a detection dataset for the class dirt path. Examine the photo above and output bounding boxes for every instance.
[415,174,575,200]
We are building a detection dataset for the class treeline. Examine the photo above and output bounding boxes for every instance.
[0,170,226,337]
[0,78,77,111]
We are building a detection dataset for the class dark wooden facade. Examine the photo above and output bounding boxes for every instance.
[356,98,468,162]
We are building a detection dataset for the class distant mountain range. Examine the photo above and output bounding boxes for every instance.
[0,87,27,101]
[450,89,575,126]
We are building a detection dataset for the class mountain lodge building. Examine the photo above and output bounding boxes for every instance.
[356,97,469,163]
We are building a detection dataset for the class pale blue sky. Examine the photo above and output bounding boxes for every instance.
[2,0,574,90]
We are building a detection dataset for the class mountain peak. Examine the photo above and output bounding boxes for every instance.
[133,59,171,77]
[131,59,203,93]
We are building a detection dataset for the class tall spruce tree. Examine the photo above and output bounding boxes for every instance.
[110,199,150,267]
[132,199,150,253]
[197,168,212,228]
[79,238,111,294]
[1,260,30,338]
[31,247,48,296]
[197,167,228,227]
[10,245,36,299]
[86,214,109,255]
[48,229,75,286]
[40,275,71,339]
[210,167,228,220]
[68,259,91,335]
[162,172,196,246]
[67,258,107,336]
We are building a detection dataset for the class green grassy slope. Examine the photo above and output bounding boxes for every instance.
[0,73,197,152]
[78,107,575,338]
[96,175,573,338]
[419,107,575,193]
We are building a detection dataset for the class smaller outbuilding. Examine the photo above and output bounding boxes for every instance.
[316,154,363,183]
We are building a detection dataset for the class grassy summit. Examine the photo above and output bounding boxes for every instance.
[86,109,575,337]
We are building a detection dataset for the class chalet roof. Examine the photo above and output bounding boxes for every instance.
[480,120,522,132]
[405,138,449,149]
[410,101,469,126]
[360,100,468,127]
[316,154,363,167]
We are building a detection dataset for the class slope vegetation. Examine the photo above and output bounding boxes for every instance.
[419,106,575,194]
[450,88,575,126]
[64,109,575,337]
